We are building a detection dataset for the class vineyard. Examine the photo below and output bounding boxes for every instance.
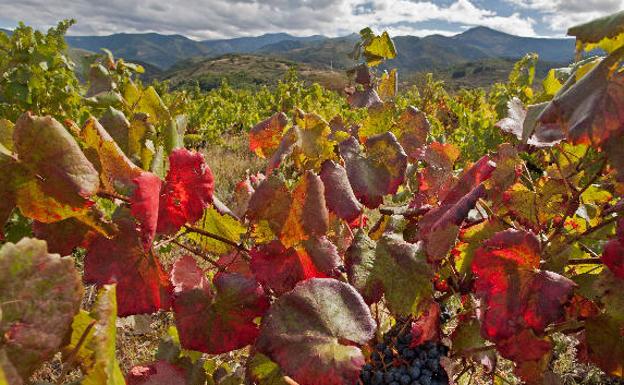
[1,10,624,385]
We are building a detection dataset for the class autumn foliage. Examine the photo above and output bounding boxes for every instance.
[2,11,624,385]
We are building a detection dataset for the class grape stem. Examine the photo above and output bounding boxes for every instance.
[96,190,130,203]
[184,225,250,253]
[171,239,226,271]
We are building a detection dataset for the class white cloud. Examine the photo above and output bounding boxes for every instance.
[506,0,624,32]
[0,0,538,39]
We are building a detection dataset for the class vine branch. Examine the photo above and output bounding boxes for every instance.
[184,225,250,253]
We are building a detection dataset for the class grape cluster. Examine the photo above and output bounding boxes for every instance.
[360,321,449,385]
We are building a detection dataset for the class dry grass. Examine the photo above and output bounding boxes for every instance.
[201,132,264,203]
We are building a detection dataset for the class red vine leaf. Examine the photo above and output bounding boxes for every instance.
[127,360,186,385]
[441,156,496,205]
[84,210,172,316]
[602,219,624,278]
[171,255,210,293]
[472,230,575,383]
[130,172,162,249]
[172,257,269,354]
[300,236,342,277]
[409,301,441,347]
[156,149,214,235]
[250,240,326,295]
[256,278,376,385]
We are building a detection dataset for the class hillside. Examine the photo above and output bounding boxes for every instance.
[158,54,348,91]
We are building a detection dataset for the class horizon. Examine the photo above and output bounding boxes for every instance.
[0,0,620,40]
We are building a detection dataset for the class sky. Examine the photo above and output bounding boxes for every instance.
[0,0,622,40]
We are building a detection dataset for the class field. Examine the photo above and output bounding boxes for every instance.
[1,12,624,385]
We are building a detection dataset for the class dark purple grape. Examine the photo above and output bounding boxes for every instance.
[408,366,420,379]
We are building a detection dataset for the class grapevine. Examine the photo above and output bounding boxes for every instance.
[1,10,624,385]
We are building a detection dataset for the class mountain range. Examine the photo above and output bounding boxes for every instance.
[1,26,576,89]
[59,27,574,73]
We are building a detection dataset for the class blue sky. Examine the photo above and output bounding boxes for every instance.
[0,0,621,39]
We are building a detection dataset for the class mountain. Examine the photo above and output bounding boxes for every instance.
[66,33,212,70]
[260,27,575,73]
[65,32,327,70]
[201,33,325,56]
[158,54,347,91]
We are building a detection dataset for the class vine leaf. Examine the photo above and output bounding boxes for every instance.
[250,240,326,295]
[582,314,624,377]
[346,230,433,316]
[281,171,329,247]
[0,238,83,381]
[81,117,143,196]
[248,353,298,385]
[319,160,363,222]
[536,49,624,147]
[358,28,396,66]
[568,10,624,53]
[339,133,407,209]
[126,361,186,385]
[409,301,441,347]
[250,112,289,158]
[187,207,246,255]
[373,234,433,316]
[32,217,93,255]
[602,219,624,279]
[450,318,496,372]
[256,278,376,385]
[247,172,330,247]
[247,175,291,240]
[396,106,429,161]
[415,142,459,204]
[415,156,495,261]
[14,112,99,205]
[77,285,126,385]
[84,209,172,316]
[345,230,383,304]
[472,230,575,383]
[300,236,342,277]
[291,112,337,171]
[0,119,14,152]
[171,256,269,354]
[156,149,215,235]
[130,172,162,249]
[100,107,131,155]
